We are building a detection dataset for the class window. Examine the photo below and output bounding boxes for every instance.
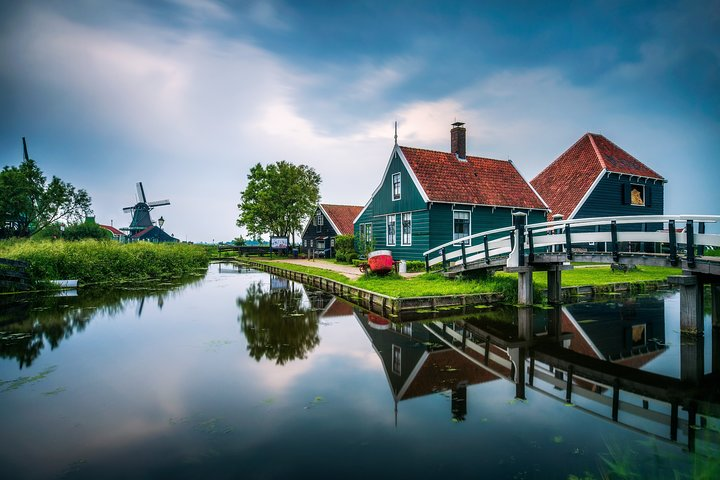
[316,212,323,232]
[392,172,401,201]
[386,215,396,246]
[310,240,314,247]
[303,239,307,247]
[401,212,412,246]
[630,184,645,206]
[360,223,373,246]
[392,345,401,375]
[453,210,471,244]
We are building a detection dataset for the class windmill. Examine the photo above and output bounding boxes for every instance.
[122,182,170,235]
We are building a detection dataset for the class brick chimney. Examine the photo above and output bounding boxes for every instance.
[451,122,466,159]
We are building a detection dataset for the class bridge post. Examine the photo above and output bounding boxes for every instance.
[424,254,429,273]
[686,220,695,268]
[713,283,720,328]
[552,214,563,253]
[668,274,704,335]
[509,212,527,267]
[681,334,704,386]
[547,265,563,304]
[668,220,678,266]
[461,242,467,270]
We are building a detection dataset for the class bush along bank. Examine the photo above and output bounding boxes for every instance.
[0,240,210,288]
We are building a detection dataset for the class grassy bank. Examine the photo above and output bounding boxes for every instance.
[246,258,680,303]
[0,239,210,286]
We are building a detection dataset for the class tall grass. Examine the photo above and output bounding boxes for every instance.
[0,240,210,285]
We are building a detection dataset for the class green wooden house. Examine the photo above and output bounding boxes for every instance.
[353,123,549,261]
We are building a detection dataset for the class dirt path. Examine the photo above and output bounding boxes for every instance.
[264,258,423,280]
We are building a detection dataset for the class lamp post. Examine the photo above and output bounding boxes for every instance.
[158,216,165,230]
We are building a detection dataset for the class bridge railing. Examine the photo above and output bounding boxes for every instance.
[424,215,720,272]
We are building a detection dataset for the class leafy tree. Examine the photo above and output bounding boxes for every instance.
[0,157,92,238]
[237,161,321,244]
[237,281,320,365]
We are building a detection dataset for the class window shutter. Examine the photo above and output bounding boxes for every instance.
[646,186,652,207]
[621,183,630,205]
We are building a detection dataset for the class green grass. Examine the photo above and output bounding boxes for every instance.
[0,239,210,286]
[250,259,679,302]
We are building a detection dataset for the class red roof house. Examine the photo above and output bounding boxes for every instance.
[301,203,363,257]
[531,133,665,221]
[353,122,549,260]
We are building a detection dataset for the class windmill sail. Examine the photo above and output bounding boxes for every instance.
[22,137,29,161]
[136,182,147,203]
[123,182,171,235]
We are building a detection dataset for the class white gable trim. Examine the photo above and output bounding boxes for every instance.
[352,198,372,226]
[568,169,606,220]
[318,204,342,235]
[510,161,550,211]
[353,144,429,225]
[396,146,430,203]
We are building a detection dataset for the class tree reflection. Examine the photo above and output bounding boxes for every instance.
[0,275,204,368]
[237,279,321,365]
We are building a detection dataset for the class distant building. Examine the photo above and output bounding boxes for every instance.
[301,203,363,258]
[98,223,126,242]
[130,225,178,243]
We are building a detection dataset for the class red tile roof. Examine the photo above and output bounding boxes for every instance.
[399,146,547,210]
[321,204,363,235]
[98,224,125,236]
[531,133,664,220]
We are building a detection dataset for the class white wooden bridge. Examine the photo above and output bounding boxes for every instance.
[423,214,720,332]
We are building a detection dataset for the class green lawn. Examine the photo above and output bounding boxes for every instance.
[498,265,681,288]
[245,259,679,301]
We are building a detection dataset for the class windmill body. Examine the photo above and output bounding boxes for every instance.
[122,182,175,241]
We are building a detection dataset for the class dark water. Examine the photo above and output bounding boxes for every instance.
[0,263,717,479]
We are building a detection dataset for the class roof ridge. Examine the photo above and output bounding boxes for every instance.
[531,133,593,182]
[399,144,507,163]
[587,133,607,170]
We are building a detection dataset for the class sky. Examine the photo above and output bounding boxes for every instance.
[1,0,718,243]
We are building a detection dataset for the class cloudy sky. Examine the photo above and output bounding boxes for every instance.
[1,0,718,242]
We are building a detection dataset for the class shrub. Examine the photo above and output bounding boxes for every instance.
[334,234,357,263]
[0,239,210,285]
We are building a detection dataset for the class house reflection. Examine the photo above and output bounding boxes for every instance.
[354,308,512,423]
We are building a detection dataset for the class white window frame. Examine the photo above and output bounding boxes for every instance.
[392,345,401,375]
[392,172,401,201]
[452,209,472,245]
[386,215,396,246]
[401,212,412,246]
[630,184,645,206]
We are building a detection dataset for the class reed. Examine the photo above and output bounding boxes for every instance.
[0,239,209,285]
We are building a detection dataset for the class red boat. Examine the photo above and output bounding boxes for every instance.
[367,250,394,275]
[367,313,391,330]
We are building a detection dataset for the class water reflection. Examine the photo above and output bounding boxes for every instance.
[236,275,333,365]
[0,276,204,368]
[355,294,719,455]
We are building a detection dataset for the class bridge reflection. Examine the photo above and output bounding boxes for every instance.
[354,295,719,453]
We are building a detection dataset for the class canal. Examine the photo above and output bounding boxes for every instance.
[0,263,717,479]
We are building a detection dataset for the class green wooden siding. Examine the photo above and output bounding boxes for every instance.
[372,152,427,215]
[575,174,664,232]
[429,204,547,256]
[576,174,664,219]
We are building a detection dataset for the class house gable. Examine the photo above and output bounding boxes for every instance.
[532,133,665,220]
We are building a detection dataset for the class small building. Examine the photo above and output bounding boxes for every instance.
[353,123,549,261]
[301,204,363,257]
[98,223,127,242]
[130,225,178,243]
[530,133,665,222]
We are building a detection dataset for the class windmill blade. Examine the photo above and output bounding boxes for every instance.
[147,199,170,207]
[22,137,29,161]
[136,182,147,203]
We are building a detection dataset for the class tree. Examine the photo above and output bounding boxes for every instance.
[0,157,92,238]
[237,161,321,245]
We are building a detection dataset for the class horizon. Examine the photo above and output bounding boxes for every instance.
[2,0,718,242]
